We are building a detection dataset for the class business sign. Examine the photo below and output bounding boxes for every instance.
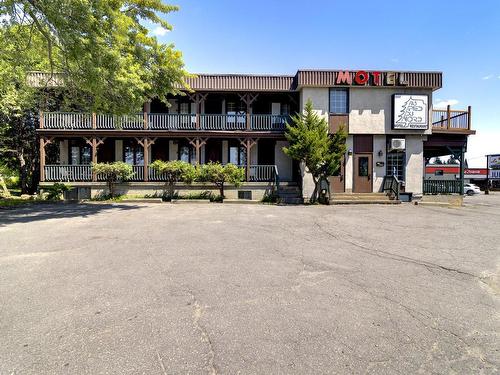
[487,154,500,179]
[335,71,408,86]
[392,94,429,130]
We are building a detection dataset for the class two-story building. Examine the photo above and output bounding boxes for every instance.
[33,69,474,201]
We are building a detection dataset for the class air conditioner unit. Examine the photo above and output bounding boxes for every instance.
[390,138,406,151]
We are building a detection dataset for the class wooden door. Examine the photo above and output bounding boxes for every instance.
[329,156,345,193]
[353,154,372,193]
[205,140,222,163]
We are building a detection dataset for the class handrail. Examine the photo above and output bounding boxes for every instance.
[431,106,471,131]
[382,175,400,200]
[39,112,289,132]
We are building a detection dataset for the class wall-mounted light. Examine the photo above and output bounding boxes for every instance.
[347,149,353,156]
[378,150,384,157]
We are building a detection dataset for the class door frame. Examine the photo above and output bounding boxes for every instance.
[353,153,373,193]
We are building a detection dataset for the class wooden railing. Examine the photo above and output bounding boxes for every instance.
[44,164,278,182]
[149,113,196,130]
[251,114,288,131]
[200,114,247,130]
[423,179,462,194]
[44,165,92,181]
[44,112,93,129]
[432,106,471,131]
[40,112,289,132]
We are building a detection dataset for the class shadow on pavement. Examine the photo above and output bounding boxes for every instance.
[0,203,143,227]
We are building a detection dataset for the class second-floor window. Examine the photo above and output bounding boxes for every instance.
[329,88,349,114]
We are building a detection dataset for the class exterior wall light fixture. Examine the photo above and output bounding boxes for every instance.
[347,149,353,156]
[378,150,384,157]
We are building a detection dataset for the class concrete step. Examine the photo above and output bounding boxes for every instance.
[331,193,391,201]
[278,197,304,205]
[330,199,401,205]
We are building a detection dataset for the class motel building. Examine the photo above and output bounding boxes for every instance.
[31,69,475,201]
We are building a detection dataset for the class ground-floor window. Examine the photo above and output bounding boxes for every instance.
[123,140,144,165]
[386,137,406,181]
[178,141,196,163]
[228,141,246,165]
[69,140,91,165]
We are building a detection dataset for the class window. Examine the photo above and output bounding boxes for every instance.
[358,157,369,176]
[435,170,444,176]
[179,102,191,114]
[178,142,196,163]
[123,140,144,165]
[329,88,349,114]
[69,141,91,165]
[281,103,290,116]
[229,144,247,166]
[386,137,406,181]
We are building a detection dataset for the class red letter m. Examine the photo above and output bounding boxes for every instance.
[336,71,352,85]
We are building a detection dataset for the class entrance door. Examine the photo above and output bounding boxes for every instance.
[329,156,345,193]
[258,139,275,165]
[353,154,372,193]
[205,140,222,163]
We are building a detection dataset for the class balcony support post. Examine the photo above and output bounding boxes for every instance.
[446,105,451,129]
[188,137,207,165]
[85,136,105,181]
[238,93,259,131]
[467,106,472,130]
[188,93,208,130]
[239,137,258,182]
[136,137,156,182]
[39,136,53,182]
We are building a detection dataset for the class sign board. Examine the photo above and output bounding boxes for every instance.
[393,94,429,130]
[487,154,500,179]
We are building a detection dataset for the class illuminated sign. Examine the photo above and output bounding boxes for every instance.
[392,94,429,130]
[487,154,500,179]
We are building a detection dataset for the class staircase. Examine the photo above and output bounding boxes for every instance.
[276,183,303,204]
[330,192,400,205]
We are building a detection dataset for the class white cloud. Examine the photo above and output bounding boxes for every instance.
[390,58,399,63]
[482,74,493,80]
[433,99,459,109]
[152,26,169,37]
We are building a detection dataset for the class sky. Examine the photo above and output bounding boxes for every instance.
[151,0,499,167]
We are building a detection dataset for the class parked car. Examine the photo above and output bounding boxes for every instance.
[464,183,481,195]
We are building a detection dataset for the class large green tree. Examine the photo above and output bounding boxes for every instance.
[0,1,189,193]
[283,100,347,203]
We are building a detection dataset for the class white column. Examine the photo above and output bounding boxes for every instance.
[405,135,425,195]
[373,135,386,192]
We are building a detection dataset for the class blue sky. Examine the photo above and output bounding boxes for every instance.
[153,0,499,167]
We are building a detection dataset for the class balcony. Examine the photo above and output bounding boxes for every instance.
[40,112,289,132]
[432,106,474,134]
[43,164,278,183]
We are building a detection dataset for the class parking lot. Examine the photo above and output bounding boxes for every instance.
[1,195,499,374]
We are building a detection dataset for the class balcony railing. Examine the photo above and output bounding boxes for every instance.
[44,164,278,183]
[40,112,290,132]
[432,106,472,132]
[423,179,462,194]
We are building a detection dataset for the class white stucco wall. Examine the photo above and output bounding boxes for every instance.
[299,88,330,200]
[59,140,69,164]
[115,140,123,162]
[344,135,354,192]
[373,135,386,192]
[405,135,425,195]
[349,87,433,135]
[275,141,292,181]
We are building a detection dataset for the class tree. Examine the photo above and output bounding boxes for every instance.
[283,99,347,203]
[91,162,134,198]
[0,2,189,193]
[150,160,196,199]
[199,162,245,200]
[0,1,190,114]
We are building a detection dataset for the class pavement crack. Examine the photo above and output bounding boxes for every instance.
[188,291,218,375]
[313,221,481,281]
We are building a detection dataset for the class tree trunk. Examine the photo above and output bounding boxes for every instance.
[220,182,224,199]
[310,176,319,203]
[0,174,10,197]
